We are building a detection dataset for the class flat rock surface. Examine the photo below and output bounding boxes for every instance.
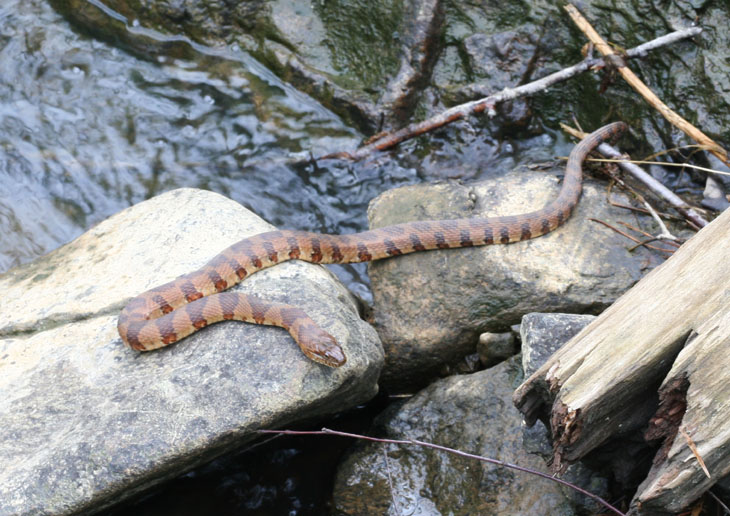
[367,169,657,391]
[0,188,383,515]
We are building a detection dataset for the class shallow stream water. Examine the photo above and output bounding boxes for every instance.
[0,0,621,513]
[1,0,409,300]
[0,0,571,302]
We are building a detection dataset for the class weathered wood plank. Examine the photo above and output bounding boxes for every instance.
[632,306,730,514]
[513,206,730,514]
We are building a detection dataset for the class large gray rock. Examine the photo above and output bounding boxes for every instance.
[333,356,590,515]
[0,188,383,515]
[368,169,659,391]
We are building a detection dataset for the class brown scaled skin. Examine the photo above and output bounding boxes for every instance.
[118,122,627,367]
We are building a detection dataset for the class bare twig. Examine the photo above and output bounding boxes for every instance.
[641,199,677,241]
[565,4,729,168]
[319,26,702,162]
[589,218,675,254]
[707,490,730,515]
[627,237,664,253]
[589,219,640,245]
[594,145,710,229]
[618,222,681,248]
[596,157,730,177]
[563,124,710,230]
[259,427,626,516]
[566,128,682,243]
[608,201,684,222]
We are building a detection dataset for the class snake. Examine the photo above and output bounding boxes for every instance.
[118,122,626,367]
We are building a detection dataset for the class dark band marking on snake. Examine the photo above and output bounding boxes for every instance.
[118,122,626,367]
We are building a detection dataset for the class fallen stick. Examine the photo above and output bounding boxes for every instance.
[593,143,710,229]
[563,125,710,229]
[319,26,702,161]
[588,218,676,254]
[565,4,728,167]
[513,206,730,515]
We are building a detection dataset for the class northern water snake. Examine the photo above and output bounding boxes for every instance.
[118,122,627,367]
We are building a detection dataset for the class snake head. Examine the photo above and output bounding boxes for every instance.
[297,323,347,367]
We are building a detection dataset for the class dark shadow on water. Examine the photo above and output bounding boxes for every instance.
[109,394,390,516]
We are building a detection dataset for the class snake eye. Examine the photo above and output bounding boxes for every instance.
[321,340,347,367]
[297,323,346,367]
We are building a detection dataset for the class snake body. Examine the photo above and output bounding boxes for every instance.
[118,122,626,367]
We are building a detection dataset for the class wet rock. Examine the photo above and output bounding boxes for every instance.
[0,188,382,515]
[520,312,596,377]
[333,356,589,515]
[48,0,730,155]
[701,175,729,212]
[248,0,445,131]
[49,0,444,132]
[464,31,537,85]
[368,169,659,392]
[457,30,536,126]
[373,0,443,126]
[477,330,519,367]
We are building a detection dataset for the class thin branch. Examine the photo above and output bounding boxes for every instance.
[618,222,681,248]
[589,218,676,254]
[258,427,626,516]
[318,26,702,161]
[568,133,681,243]
[565,4,728,168]
[382,447,402,514]
[707,490,730,515]
[627,236,665,253]
[641,199,677,241]
[608,201,685,222]
[592,157,730,178]
[594,145,710,229]
[589,218,641,243]
[563,124,710,230]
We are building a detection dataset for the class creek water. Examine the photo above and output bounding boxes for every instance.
[0,0,583,513]
[0,0,566,301]
[0,0,428,302]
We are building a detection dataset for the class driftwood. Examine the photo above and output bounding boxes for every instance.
[513,206,730,515]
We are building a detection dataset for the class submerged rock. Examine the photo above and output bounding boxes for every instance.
[48,0,730,159]
[49,0,444,132]
[368,169,659,391]
[0,188,383,515]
